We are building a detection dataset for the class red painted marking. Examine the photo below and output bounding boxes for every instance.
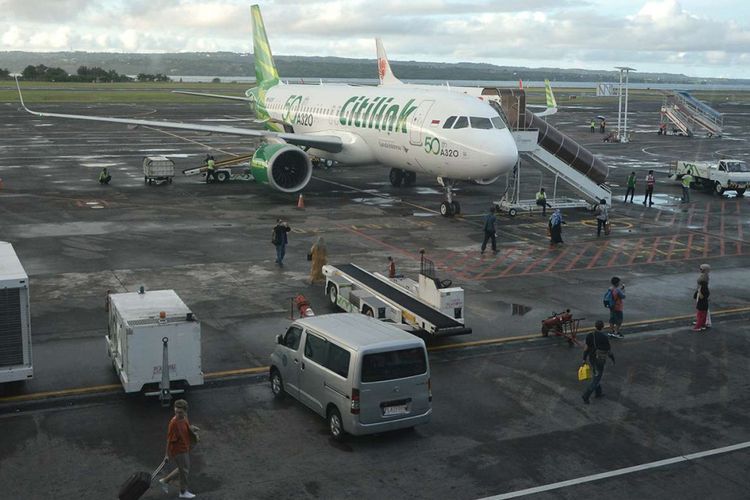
[519,247,556,274]
[606,245,623,266]
[686,206,695,226]
[654,210,662,222]
[668,211,678,227]
[585,241,610,269]
[564,242,595,271]
[736,199,742,215]
[665,234,680,260]
[497,246,538,277]
[646,236,662,263]
[686,233,694,259]
[543,245,572,272]
[471,247,517,279]
[702,205,710,232]
[703,233,710,258]
[628,238,646,265]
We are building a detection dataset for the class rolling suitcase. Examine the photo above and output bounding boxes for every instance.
[118,459,167,500]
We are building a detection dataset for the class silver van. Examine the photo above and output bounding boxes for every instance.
[270,313,432,440]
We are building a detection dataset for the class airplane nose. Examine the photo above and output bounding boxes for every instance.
[490,129,518,174]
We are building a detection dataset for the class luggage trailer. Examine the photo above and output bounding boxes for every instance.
[322,259,471,336]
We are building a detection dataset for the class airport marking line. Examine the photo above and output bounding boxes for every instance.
[478,440,750,499]
[2,306,749,404]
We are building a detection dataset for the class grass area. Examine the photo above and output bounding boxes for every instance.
[0,81,253,104]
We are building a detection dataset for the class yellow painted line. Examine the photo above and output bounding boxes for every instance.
[2,306,749,405]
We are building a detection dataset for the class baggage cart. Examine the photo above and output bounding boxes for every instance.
[143,156,175,184]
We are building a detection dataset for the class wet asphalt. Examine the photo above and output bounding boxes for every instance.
[0,89,749,499]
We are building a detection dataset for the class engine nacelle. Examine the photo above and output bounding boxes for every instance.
[251,143,313,193]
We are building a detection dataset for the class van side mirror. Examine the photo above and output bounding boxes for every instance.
[276,334,283,345]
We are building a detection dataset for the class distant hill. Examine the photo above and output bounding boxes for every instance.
[1,51,748,85]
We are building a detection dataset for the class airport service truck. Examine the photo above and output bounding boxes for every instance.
[322,256,471,336]
[106,289,203,405]
[671,159,750,196]
[0,242,33,384]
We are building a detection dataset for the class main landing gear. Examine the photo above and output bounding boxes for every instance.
[389,167,416,187]
[438,177,461,217]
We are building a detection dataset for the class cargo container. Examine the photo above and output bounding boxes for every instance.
[0,241,33,384]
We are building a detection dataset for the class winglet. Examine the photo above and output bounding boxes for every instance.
[375,38,403,86]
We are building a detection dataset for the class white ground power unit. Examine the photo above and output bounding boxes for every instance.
[0,242,33,384]
[106,289,203,404]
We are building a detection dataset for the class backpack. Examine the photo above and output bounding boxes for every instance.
[271,227,278,245]
[603,288,615,309]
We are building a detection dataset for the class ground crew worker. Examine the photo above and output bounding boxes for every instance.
[624,171,636,203]
[480,205,498,254]
[98,167,111,185]
[387,256,397,278]
[205,155,216,183]
[590,119,596,133]
[643,170,655,206]
[308,236,327,284]
[535,188,552,216]
[681,172,694,203]
[600,120,606,133]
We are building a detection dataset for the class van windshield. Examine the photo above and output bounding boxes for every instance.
[726,161,749,172]
[361,347,427,382]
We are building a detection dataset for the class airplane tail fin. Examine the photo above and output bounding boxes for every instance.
[544,79,557,109]
[376,38,403,86]
[251,5,280,87]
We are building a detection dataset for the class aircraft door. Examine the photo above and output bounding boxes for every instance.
[409,100,435,146]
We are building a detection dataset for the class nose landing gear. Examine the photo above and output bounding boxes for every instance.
[438,177,461,217]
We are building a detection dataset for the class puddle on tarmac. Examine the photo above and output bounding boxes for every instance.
[496,301,533,316]
[412,212,437,217]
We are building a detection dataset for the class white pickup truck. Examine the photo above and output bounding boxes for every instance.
[671,159,750,196]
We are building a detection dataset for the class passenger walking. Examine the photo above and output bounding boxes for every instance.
[692,264,710,331]
[681,172,694,203]
[581,320,616,404]
[98,167,112,185]
[387,256,397,278]
[548,209,565,247]
[308,236,327,284]
[642,170,655,206]
[625,171,636,203]
[535,188,552,216]
[480,206,498,254]
[159,399,197,498]
[607,277,626,338]
[595,199,609,237]
[600,120,606,134]
[590,119,596,133]
[272,219,291,265]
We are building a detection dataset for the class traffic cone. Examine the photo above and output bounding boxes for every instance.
[296,194,305,209]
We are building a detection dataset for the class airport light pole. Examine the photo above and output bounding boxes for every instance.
[615,66,636,143]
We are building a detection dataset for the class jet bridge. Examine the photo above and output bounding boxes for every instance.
[661,91,723,137]
[481,88,611,215]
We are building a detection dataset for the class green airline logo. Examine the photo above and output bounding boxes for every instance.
[339,96,417,133]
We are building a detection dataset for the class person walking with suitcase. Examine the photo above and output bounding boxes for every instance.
[159,399,197,498]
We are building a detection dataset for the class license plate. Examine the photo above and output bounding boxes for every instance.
[383,404,408,416]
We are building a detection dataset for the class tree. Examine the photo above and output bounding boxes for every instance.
[0,68,10,80]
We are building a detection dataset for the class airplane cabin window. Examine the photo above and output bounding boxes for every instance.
[470,117,493,130]
[443,116,457,129]
[491,116,507,130]
[453,116,469,129]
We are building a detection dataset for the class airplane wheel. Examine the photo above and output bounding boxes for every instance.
[403,171,416,187]
[440,201,454,217]
[451,201,461,215]
[389,168,404,187]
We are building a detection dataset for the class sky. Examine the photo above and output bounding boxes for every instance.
[2,0,750,79]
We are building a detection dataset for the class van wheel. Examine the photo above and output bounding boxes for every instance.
[270,369,284,399]
[327,407,344,441]
[736,189,746,197]
[714,182,725,195]
[327,284,338,308]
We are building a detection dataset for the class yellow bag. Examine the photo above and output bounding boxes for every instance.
[578,363,592,381]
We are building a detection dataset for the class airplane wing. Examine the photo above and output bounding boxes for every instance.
[15,78,342,153]
[172,90,254,102]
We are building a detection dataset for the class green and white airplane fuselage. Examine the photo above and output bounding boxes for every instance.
[261,82,517,181]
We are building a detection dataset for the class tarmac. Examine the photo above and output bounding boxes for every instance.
[0,90,749,499]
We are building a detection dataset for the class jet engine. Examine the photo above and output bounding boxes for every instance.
[250,142,313,193]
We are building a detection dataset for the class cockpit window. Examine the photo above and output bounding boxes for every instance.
[470,117,493,130]
[443,116,457,129]
[453,116,468,129]
[491,116,507,130]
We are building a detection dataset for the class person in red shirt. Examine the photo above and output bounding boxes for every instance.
[159,399,196,499]
[608,277,626,339]
[387,256,396,278]
[642,170,655,206]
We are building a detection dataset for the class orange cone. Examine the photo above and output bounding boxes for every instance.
[296,194,305,209]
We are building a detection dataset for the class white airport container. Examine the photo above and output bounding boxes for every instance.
[106,289,203,394]
[0,241,33,383]
[142,156,175,184]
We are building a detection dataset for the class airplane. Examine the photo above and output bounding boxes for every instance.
[375,38,557,118]
[16,4,518,217]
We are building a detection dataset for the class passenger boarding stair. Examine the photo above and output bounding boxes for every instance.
[661,91,723,137]
[481,88,611,212]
